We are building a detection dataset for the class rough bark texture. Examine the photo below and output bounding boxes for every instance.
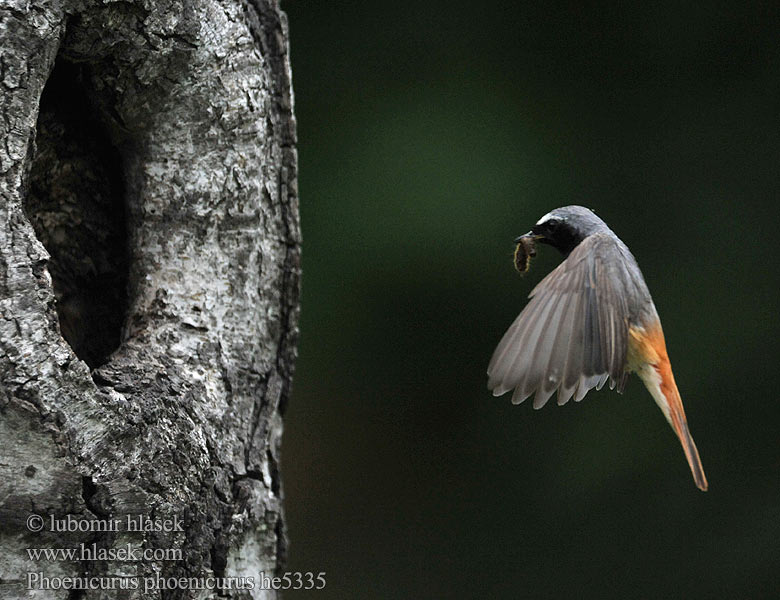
[0,0,298,597]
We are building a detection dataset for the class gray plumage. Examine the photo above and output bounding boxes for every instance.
[487,206,657,409]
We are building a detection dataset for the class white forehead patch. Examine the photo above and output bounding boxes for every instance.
[536,211,557,225]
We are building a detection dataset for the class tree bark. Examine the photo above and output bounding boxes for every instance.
[0,0,299,597]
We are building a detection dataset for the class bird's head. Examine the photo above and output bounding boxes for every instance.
[516,205,609,256]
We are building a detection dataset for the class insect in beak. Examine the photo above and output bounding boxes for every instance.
[513,233,539,274]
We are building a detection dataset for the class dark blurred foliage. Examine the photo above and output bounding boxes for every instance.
[281,2,780,598]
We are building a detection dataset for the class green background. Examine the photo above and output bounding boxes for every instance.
[282,2,780,598]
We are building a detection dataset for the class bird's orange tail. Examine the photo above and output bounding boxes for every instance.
[629,324,708,491]
[660,368,709,491]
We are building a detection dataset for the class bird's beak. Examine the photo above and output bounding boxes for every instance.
[514,231,544,243]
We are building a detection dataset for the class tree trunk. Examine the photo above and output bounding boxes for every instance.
[0,0,299,597]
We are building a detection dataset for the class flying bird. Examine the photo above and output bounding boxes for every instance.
[487,206,708,491]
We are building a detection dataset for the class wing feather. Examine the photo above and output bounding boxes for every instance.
[508,287,566,404]
[555,291,586,405]
[487,233,632,406]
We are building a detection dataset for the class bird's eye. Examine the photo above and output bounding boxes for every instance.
[545,218,559,229]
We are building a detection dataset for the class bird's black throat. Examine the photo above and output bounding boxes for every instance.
[533,220,584,257]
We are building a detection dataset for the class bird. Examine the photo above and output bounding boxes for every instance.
[487,206,708,491]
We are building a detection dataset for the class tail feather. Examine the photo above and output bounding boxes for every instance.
[670,409,708,491]
[629,323,708,491]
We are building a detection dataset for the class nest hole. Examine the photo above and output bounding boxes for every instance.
[23,58,129,368]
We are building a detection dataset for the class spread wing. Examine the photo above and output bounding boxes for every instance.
[487,233,634,408]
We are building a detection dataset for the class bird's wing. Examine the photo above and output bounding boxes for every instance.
[487,232,634,408]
